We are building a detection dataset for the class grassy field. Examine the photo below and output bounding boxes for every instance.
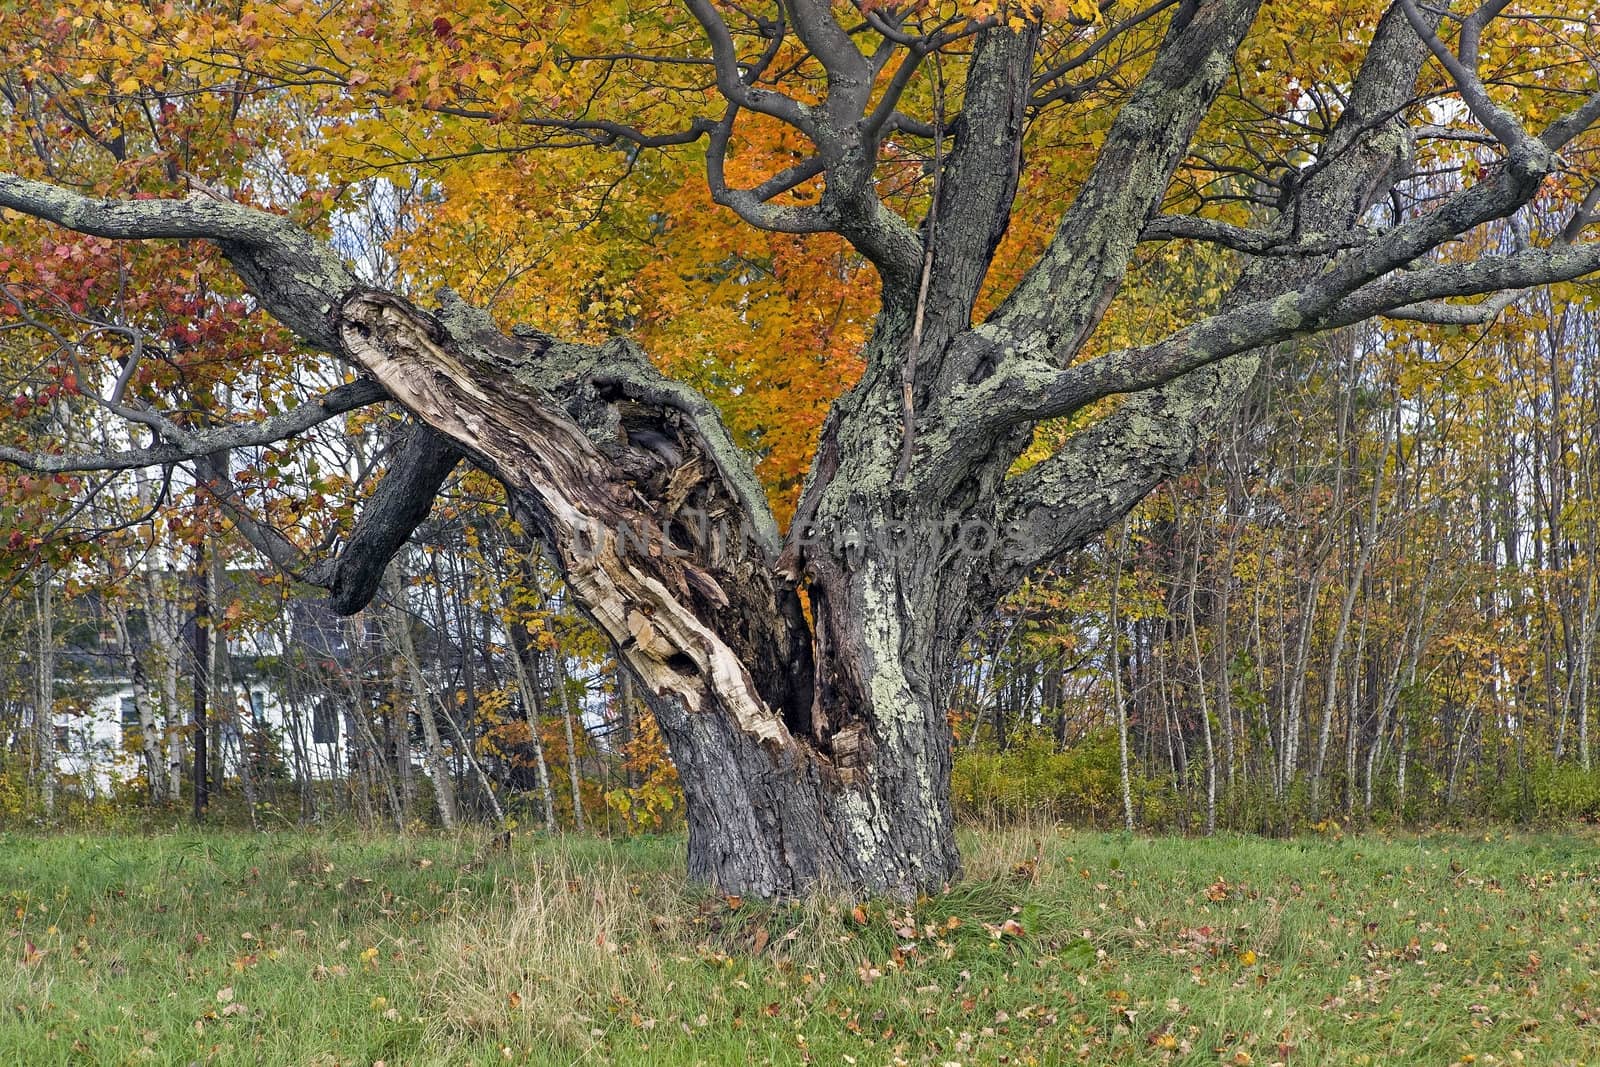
[4,825,1600,1065]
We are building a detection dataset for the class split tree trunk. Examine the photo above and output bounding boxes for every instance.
[0,0,1574,898]
[325,288,976,896]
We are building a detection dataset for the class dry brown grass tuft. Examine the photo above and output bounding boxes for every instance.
[956,813,1071,883]
[420,853,662,1051]
[416,844,866,1056]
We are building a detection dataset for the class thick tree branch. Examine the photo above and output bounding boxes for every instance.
[1379,288,1522,325]
[0,174,285,242]
[955,125,1560,440]
[981,0,1440,582]
[1348,242,1600,323]
[980,0,1265,368]
[960,211,1581,439]
[784,0,874,122]
[705,107,840,234]
[920,24,1036,331]
[338,289,795,744]
[1139,214,1376,254]
[684,0,817,134]
[0,171,782,642]
[1386,186,1600,323]
[1542,89,1600,151]
[678,2,921,284]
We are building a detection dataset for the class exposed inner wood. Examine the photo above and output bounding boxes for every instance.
[337,290,803,753]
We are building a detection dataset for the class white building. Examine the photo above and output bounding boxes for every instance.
[51,674,348,797]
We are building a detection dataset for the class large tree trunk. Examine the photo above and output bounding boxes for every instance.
[320,0,1406,889]
[331,291,969,896]
[646,551,962,896]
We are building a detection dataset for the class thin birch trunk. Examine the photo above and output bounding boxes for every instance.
[114,604,164,802]
[1312,456,1385,812]
[1187,558,1216,835]
[1109,522,1134,831]
[32,567,54,819]
[554,656,587,832]
[508,638,558,831]
[385,571,458,828]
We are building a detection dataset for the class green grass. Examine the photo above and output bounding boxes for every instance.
[4,825,1600,1065]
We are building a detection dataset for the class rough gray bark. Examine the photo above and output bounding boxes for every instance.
[2,0,1599,894]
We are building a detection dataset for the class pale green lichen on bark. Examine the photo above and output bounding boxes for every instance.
[833,788,884,871]
[1268,292,1304,332]
[850,555,943,859]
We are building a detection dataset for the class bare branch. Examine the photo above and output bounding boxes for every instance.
[194,452,311,578]
[1030,0,1183,106]
[1413,121,1503,146]
[1398,0,1531,150]
[0,378,387,473]
[422,104,715,149]
[684,0,817,134]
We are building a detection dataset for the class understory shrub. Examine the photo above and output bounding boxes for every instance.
[952,728,1168,826]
